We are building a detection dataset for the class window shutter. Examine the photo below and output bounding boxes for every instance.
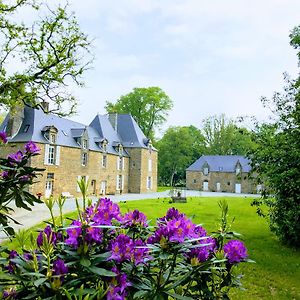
[117,157,119,170]
[55,146,60,165]
[122,157,125,170]
[86,175,89,184]
[121,175,124,190]
[116,175,119,190]
[77,176,81,192]
[44,144,50,165]
[148,159,152,172]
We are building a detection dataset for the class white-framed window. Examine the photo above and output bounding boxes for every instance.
[116,174,123,190]
[82,153,87,166]
[102,142,107,152]
[82,139,88,149]
[102,155,107,168]
[236,168,241,175]
[147,176,152,190]
[117,156,123,170]
[203,167,209,176]
[50,133,56,144]
[148,158,152,172]
[48,145,55,164]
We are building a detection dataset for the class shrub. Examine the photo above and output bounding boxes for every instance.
[0,197,251,300]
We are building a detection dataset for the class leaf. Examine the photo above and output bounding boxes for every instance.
[165,291,193,300]
[34,277,48,287]
[80,257,91,267]
[88,266,116,277]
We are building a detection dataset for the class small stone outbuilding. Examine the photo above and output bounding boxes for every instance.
[186,155,260,194]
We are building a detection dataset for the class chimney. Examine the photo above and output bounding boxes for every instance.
[41,100,49,112]
[108,113,118,131]
[6,105,24,137]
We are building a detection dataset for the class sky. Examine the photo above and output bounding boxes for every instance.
[21,1,300,135]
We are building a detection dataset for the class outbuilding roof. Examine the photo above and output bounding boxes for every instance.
[186,155,251,173]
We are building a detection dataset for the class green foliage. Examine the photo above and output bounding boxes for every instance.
[156,126,206,186]
[249,25,300,247]
[0,0,93,116]
[202,114,256,155]
[105,87,173,140]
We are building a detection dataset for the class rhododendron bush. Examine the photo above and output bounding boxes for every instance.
[0,137,251,299]
[0,197,250,300]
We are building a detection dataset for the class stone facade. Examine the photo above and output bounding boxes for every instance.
[0,107,158,198]
[186,155,259,194]
[186,170,257,193]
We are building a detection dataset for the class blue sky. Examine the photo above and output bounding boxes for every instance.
[67,0,300,135]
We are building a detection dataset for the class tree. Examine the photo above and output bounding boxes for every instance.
[249,26,300,247]
[156,126,206,186]
[0,0,93,116]
[105,87,173,140]
[202,114,255,155]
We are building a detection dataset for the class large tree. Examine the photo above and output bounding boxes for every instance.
[249,26,300,247]
[156,126,206,186]
[105,87,173,140]
[0,0,93,116]
[202,114,255,155]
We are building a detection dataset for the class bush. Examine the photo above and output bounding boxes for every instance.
[0,197,251,300]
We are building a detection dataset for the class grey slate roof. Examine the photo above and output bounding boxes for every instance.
[0,107,152,155]
[186,155,251,173]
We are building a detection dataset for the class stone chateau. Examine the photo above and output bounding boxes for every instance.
[186,155,260,194]
[0,105,157,198]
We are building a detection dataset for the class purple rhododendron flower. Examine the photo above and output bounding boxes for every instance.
[37,225,57,247]
[148,209,196,244]
[0,131,7,144]
[1,171,9,179]
[133,239,150,265]
[109,234,134,263]
[224,240,248,264]
[23,252,33,261]
[19,175,31,182]
[107,267,130,300]
[65,220,82,248]
[5,251,18,273]
[2,288,16,299]
[92,198,122,225]
[85,225,103,244]
[52,259,68,276]
[122,209,148,227]
[194,225,207,237]
[24,141,40,154]
[7,150,24,163]
[186,237,217,264]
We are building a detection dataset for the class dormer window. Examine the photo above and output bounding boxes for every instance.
[203,167,209,176]
[236,167,241,175]
[118,144,123,155]
[50,133,56,144]
[82,139,88,149]
[101,140,108,152]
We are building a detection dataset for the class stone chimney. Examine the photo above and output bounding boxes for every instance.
[108,113,118,131]
[6,105,24,137]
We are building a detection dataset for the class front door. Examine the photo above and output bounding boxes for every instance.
[235,183,241,194]
[203,181,209,191]
[45,180,53,198]
[101,181,107,195]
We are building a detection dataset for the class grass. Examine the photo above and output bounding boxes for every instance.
[157,186,171,192]
[3,196,300,299]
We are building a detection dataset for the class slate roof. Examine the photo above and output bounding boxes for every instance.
[0,107,152,155]
[186,155,251,173]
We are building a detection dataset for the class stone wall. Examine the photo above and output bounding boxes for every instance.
[1,142,157,197]
[186,170,257,194]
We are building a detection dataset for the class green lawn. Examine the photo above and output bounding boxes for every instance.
[3,196,300,299]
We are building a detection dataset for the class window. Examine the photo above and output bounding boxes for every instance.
[118,145,123,155]
[102,155,107,168]
[117,156,123,170]
[193,179,197,184]
[48,145,55,164]
[82,139,88,149]
[116,175,123,190]
[50,133,56,144]
[47,173,54,179]
[148,159,152,172]
[147,176,152,189]
[203,167,209,175]
[236,168,241,175]
[102,141,107,152]
[82,153,87,166]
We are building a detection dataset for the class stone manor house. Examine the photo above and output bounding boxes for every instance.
[0,106,157,198]
[186,155,261,194]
